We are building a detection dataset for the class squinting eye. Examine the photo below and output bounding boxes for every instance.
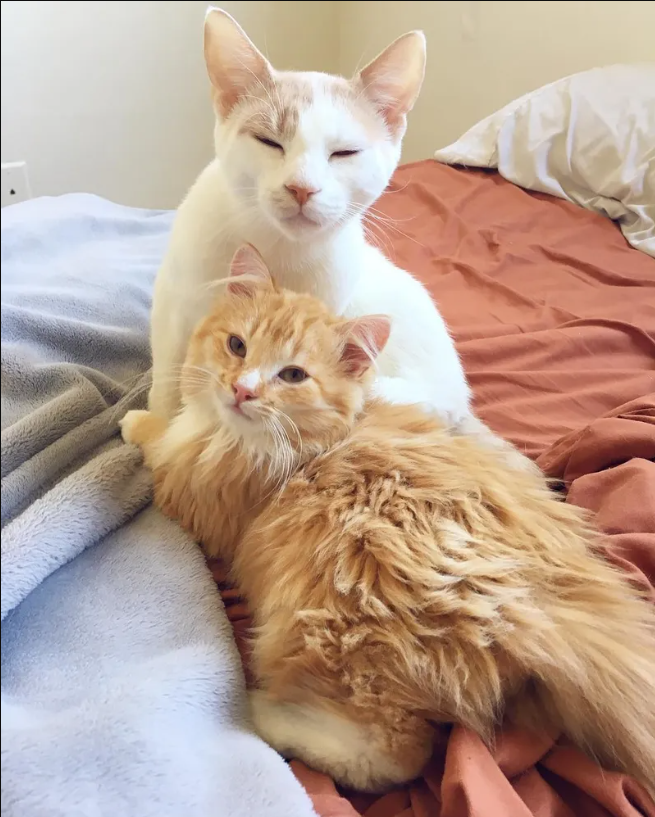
[330,149,361,159]
[255,135,284,152]
[228,335,247,357]
[278,366,309,384]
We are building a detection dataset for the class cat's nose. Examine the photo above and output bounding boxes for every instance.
[285,183,320,206]
[233,383,257,405]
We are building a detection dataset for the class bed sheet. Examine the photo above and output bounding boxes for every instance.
[219,161,655,817]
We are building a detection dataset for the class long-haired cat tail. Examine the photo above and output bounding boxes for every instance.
[124,245,655,798]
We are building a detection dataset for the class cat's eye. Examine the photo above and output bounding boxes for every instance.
[228,335,247,358]
[255,135,284,152]
[330,149,361,159]
[278,366,309,384]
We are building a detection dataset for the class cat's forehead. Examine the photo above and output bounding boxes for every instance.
[244,293,338,360]
[240,71,382,144]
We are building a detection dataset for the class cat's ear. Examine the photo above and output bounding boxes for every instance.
[204,8,273,117]
[355,31,426,131]
[339,315,391,377]
[228,244,273,297]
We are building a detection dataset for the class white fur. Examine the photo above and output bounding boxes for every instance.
[249,691,427,793]
[237,370,261,392]
[149,11,473,436]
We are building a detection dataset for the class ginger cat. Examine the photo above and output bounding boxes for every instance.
[123,245,655,796]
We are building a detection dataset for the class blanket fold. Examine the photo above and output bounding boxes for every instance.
[1,194,316,817]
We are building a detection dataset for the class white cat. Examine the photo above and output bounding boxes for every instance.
[150,8,524,464]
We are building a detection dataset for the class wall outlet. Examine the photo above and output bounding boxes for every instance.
[1,162,32,207]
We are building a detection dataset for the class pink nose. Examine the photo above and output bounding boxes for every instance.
[285,183,320,206]
[233,383,257,405]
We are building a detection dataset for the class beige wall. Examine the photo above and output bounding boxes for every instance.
[0,1,338,207]
[3,1,654,205]
[338,0,655,161]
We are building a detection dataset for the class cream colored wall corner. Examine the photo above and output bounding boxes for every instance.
[337,0,655,162]
[0,1,339,208]
[4,1,653,206]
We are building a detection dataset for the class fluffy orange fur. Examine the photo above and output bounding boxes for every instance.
[122,247,655,796]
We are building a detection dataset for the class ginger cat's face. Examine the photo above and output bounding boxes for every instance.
[204,9,426,241]
[183,246,390,455]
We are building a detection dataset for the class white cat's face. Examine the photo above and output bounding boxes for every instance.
[215,73,400,239]
[205,9,426,241]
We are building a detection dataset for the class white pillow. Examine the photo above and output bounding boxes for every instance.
[434,64,655,257]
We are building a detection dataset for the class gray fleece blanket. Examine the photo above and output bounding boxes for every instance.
[1,194,316,817]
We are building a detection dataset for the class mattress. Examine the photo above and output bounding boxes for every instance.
[216,161,655,817]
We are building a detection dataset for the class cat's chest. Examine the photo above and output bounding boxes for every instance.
[186,456,267,558]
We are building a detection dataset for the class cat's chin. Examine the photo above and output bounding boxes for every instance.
[276,212,327,240]
[261,205,345,241]
[221,405,259,433]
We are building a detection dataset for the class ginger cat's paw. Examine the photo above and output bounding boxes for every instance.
[120,409,151,445]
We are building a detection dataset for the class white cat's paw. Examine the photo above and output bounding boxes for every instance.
[119,410,149,445]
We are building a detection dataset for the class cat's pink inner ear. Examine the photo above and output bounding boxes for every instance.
[356,31,426,129]
[340,315,391,376]
[228,244,273,297]
[204,8,273,117]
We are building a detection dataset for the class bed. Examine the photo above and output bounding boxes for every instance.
[3,76,654,817]
[254,159,654,817]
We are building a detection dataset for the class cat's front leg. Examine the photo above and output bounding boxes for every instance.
[120,410,168,453]
[149,270,192,419]
[149,332,186,420]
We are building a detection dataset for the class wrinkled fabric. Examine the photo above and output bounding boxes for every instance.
[434,64,655,257]
[219,162,655,817]
[1,194,317,817]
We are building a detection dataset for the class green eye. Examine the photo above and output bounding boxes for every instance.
[228,335,247,358]
[278,366,309,384]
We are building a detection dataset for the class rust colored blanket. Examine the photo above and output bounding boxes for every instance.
[213,161,655,817]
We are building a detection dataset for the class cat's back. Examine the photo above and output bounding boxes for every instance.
[345,245,469,417]
[239,401,593,701]
[236,403,457,634]
[301,402,514,505]
[241,403,540,603]
[244,400,581,595]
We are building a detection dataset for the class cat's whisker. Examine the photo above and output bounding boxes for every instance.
[356,213,424,253]
[381,180,412,196]
[182,363,217,381]
[351,205,424,248]
[366,204,418,226]
[278,412,303,461]
[256,404,303,456]
[259,411,297,491]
